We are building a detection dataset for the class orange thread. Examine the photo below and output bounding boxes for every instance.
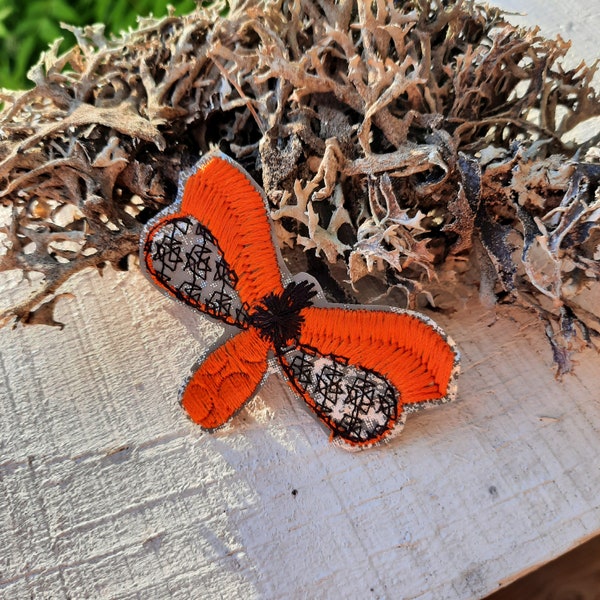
[298,307,456,405]
[181,157,284,306]
[181,327,271,429]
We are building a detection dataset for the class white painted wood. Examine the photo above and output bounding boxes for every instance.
[1,4,599,599]
[3,267,600,600]
[493,0,598,69]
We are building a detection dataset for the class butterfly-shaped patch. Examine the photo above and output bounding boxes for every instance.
[141,151,459,449]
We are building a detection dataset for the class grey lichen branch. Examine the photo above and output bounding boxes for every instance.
[1,0,599,372]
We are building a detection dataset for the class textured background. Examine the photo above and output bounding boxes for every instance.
[1,2,599,599]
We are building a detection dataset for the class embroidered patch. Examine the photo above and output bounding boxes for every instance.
[141,152,460,449]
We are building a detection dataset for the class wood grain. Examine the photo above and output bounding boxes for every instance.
[1,265,600,599]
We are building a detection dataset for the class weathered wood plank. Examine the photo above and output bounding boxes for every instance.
[1,261,599,599]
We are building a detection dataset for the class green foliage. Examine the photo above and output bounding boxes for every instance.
[0,0,197,90]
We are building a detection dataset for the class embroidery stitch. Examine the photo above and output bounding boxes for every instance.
[140,151,460,449]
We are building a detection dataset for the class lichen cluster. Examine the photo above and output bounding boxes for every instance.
[1,0,599,372]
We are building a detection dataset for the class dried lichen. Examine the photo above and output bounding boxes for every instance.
[1,0,599,373]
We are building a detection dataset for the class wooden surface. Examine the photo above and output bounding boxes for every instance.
[2,265,600,599]
[1,3,599,599]
[486,534,600,600]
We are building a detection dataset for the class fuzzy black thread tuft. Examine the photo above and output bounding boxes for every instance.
[251,280,318,349]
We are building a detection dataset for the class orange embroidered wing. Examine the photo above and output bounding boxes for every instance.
[179,153,284,307]
[141,152,286,428]
[277,304,459,448]
[142,152,285,326]
[182,327,271,429]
